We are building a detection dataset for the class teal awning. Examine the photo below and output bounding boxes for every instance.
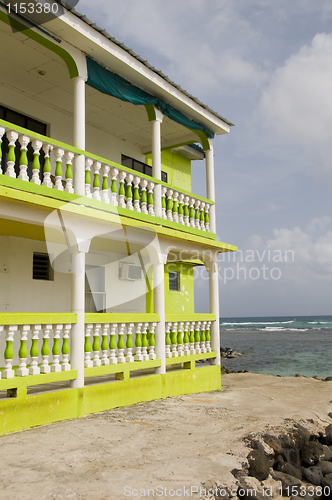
[86,57,214,139]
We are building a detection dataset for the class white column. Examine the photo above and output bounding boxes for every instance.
[208,257,220,366]
[205,139,216,233]
[151,107,163,218]
[70,248,86,388]
[154,261,165,374]
[73,76,85,196]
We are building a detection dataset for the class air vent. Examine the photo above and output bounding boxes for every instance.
[119,262,142,281]
[33,253,53,281]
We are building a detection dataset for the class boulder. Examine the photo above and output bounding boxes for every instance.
[302,466,323,485]
[322,473,332,499]
[282,448,301,468]
[277,462,302,480]
[238,476,265,500]
[322,446,332,462]
[325,424,332,446]
[270,471,301,496]
[279,434,293,449]
[317,461,332,475]
[263,435,283,455]
[261,476,282,499]
[301,441,325,466]
[247,450,271,481]
[251,439,274,457]
[292,424,311,449]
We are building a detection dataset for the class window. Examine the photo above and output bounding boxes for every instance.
[169,271,180,292]
[33,253,54,281]
[121,155,168,183]
[0,104,47,179]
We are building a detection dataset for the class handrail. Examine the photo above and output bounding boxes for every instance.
[85,313,160,324]
[165,313,216,323]
[0,118,214,206]
[0,313,77,325]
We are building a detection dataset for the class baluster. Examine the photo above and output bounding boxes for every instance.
[141,322,149,361]
[166,188,173,221]
[101,164,110,203]
[200,321,207,354]
[42,144,53,188]
[148,322,157,360]
[161,186,167,219]
[133,176,141,212]
[92,161,101,200]
[51,324,63,372]
[178,193,184,225]
[118,170,127,208]
[206,321,212,352]
[16,325,30,376]
[109,323,117,364]
[189,321,196,355]
[53,148,64,190]
[140,179,148,214]
[189,198,196,227]
[195,199,201,229]
[125,323,134,363]
[40,324,52,373]
[92,323,101,366]
[0,127,5,173]
[165,323,172,358]
[62,324,71,371]
[194,321,201,354]
[117,323,126,363]
[18,135,30,181]
[100,323,109,365]
[31,139,42,184]
[84,324,93,368]
[29,324,41,375]
[205,204,210,232]
[64,151,74,193]
[200,202,206,231]
[134,322,143,361]
[126,173,134,210]
[5,131,18,178]
[184,195,190,226]
[177,322,184,357]
[110,167,118,206]
[183,321,190,355]
[147,181,155,216]
[85,157,93,198]
[171,322,178,358]
[172,191,179,223]
[2,325,16,378]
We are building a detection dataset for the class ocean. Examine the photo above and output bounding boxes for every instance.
[219,316,332,378]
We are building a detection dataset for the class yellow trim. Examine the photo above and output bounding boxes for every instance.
[165,313,216,323]
[0,313,77,325]
[85,313,160,324]
[0,370,77,391]
[166,351,216,366]
[84,359,161,378]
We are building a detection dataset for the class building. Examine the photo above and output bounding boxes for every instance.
[0,2,236,434]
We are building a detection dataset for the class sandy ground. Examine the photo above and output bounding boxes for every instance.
[0,373,331,500]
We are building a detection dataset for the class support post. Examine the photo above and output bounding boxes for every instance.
[205,139,216,233]
[150,107,163,218]
[153,260,166,374]
[73,76,85,196]
[208,257,220,366]
[70,248,86,388]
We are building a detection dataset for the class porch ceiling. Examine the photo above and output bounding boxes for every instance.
[0,23,199,151]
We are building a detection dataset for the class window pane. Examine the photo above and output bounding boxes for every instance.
[169,271,180,291]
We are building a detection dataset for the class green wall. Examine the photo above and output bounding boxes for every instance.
[165,263,194,314]
[145,150,192,192]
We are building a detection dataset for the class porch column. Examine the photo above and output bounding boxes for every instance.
[154,255,166,375]
[70,247,86,388]
[208,256,220,366]
[73,76,85,196]
[205,138,216,233]
[151,106,163,218]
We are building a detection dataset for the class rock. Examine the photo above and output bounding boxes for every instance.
[247,449,271,481]
[291,495,311,500]
[325,377,332,382]
[301,441,325,466]
[270,471,301,496]
[322,445,332,462]
[302,466,323,485]
[263,435,283,454]
[322,473,332,499]
[238,477,265,500]
[282,448,301,468]
[279,434,293,449]
[261,476,282,499]
[328,413,332,419]
[317,461,332,475]
[292,424,311,449]
[251,439,274,457]
[231,469,248,479]
[277,462,302,480]
[325,424,332,446]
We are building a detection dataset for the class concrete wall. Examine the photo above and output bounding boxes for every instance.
[164,262,195,314]
[145,150,192,192]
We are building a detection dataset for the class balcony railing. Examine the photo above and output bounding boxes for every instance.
[0,119,214,235]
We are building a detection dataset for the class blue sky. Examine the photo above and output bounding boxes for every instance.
[78,0,332,317]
